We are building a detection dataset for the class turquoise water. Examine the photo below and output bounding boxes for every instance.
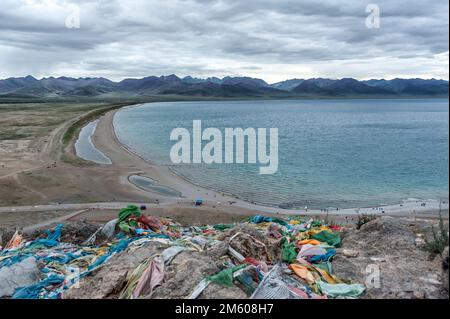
[114,99,449,209]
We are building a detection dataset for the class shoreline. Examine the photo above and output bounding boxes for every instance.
[74,119,112,165]
[85,102,449,218]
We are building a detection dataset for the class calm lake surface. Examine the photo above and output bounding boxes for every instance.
[75,120,112,165]
[114,99,449,209]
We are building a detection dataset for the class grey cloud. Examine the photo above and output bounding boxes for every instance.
[0,0,447,82]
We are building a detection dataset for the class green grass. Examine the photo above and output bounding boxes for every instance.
[0,132,29,140]
[0,102,108,142]
[60,97,187,146]
[60,153,91,166]
[61,103,131,146]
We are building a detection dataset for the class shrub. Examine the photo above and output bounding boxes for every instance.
[356,213,377,230]
[423,213,449,255]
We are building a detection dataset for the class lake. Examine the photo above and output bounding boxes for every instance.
[114,99,449,209]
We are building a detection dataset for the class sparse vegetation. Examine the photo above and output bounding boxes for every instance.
[61,103,131,145]
[323,212,339,227]
[423,213,449,255]
[59,153,91,166]
[0,132,29,140]
[0,102,105,143]
[356,213,377,229]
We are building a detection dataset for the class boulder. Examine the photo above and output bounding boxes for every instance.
[333,216,448,299]
[152,250,219,299]
[64,242,165,299]
[0,257,40,298]
[342,249,359,258]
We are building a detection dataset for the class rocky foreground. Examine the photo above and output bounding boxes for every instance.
[0,211,448,299]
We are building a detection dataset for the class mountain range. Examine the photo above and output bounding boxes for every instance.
[0,75,448,99]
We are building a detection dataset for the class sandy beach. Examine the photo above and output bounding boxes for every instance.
[0,101,448,231]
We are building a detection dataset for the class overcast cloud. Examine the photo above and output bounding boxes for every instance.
[0,0,448,83]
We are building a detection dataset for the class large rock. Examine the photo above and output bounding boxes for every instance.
[64,243,238,299]
[0,257,40,298]
[333,217,448,299]
[342,249,359,258]
[64,242,166,299]
[152,250,220,299]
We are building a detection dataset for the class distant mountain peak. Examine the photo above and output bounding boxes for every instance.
[161,74,180,81]
[24,75,38,81]
[0,75,448,98]
[57,76,78,81]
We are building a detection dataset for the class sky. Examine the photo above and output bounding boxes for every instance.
[0,0,448,83]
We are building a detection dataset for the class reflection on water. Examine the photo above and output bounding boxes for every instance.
[128,174,181,197]
[75,120,112,165]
